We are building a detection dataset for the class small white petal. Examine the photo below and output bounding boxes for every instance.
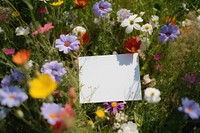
[125,25,133,34]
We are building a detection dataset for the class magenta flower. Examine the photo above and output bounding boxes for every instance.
[41,103,63,125]
[41,61,66,82]
[104,101,125,114]
[153,53,162,61]
[158,23,180,43]
[55,34,80,54]
[92,0,112,18]
[178,98,200,119]
[0,86,28,108]
[38,7,47,14]
[3,48,15,55]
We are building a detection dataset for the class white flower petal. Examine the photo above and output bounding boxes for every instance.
[129,14,137,20]
[134,17,143,22]
[133,23,141,30]
[125,25,133,34]
[121,19,130,27]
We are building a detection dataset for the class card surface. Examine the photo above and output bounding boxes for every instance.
[78,53,142,103]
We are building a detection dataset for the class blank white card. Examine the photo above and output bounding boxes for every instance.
[78,53,142,103]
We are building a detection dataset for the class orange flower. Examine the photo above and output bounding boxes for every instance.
[164,16,176,26]
[78,32,90,45]
[12,49,30,65]
[74,0,88,7]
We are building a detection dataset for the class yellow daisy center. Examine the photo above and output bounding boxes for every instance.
[111,102,118,108]
[151,92,155,97]
[50,113,57,119]
[130,20,134,25]
[145,25,150,30]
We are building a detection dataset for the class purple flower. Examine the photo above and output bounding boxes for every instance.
[41,61,66,82]
[178,97,200,119]
[184,73,198,85]
[0,106,8,120]
[0,86,28,108]
[10,69,24,82]
[41,103,63,125]
[117,9,132,22]
[1,75,11,87]
[158,24,180,43]
[92,0,112,18]
[55,34,80,54]
[104,101,125,114]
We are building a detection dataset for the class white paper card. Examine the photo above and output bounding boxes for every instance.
[78,53,142,103]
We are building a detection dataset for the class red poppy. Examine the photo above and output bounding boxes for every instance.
[12,49,30,65]
[125,36,141,53]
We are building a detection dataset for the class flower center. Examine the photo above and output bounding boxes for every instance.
[165,33,171,37]
[9,95,15,99]
[99,6,105,10]
[151,92,155,97]
[130,20,134,25]
[153,19,157,23]
[185,23,189,27]
[111,102,118,108]
[131,47,136,52]
[186,107,192,112]
[64,41,71,47]
[145,25,150,30]
[50,113,57,119]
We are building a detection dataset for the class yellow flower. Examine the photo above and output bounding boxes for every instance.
[50,0,64,6]
[29,74,57,98]
[12,12,20,17]
[95,108,105,119]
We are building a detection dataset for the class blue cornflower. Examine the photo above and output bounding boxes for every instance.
[41,61,66,82]
[1,75,11,87]
[0,86,28,108]
[178,97,200,119]
[92,0,112,18]
[158,23,180,43]
[10,69,24,82]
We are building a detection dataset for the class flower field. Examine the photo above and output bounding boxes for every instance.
[0,0,200,133]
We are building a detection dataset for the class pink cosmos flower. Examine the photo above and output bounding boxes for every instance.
[3,48,15,55]
[32,22,54,35]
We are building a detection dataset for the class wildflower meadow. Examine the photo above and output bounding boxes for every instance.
[0,0,200,133]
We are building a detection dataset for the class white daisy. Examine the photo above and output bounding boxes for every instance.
[121,14,143,34]
[15,26,30,36]
[144,87,161,103]
[150,15,159,28]
[72,26,86,36]
[141,23,153,35]
[182,19,192,27]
